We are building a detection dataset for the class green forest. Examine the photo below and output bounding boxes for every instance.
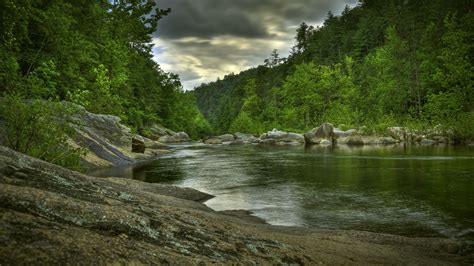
[194,0,473,141]
[0,0,211,137]
[0,0,473,169]
[0,0,212,167]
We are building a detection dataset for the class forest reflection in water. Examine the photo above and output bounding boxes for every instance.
[90,143,474,244]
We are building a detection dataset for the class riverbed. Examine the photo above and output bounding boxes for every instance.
[90,143,474,246]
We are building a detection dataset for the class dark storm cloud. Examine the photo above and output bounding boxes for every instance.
[152,0,358,90]
[155,0,358,39]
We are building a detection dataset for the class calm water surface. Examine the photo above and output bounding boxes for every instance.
[91,144,474,244]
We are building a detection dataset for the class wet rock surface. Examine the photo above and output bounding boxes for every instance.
[304,122,335,144]
[0,146,470,264]
[260,129,305,145]
[159,132,192,143]
[234,132,260,144]
[67,104,171,168]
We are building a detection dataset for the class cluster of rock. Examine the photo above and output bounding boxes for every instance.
[259,129,305,145]
[0,101,196,169]
[142,124,192,143]
[66,105,173,168]
[203,130,305,146]
[386,126,451,145]
[203,123,454,146]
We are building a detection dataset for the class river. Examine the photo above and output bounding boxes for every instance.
[90,143,474,245]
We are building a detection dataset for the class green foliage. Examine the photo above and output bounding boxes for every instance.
[164,92,213,139]
[24,60,59,99]
[277,61,356,129]
[0,0,210,132]
[68,64,124,117]
[195,2,473,142]
[229,112,263,134]
[423,92,462,123]
[432,13,473,111]
[448,112,474,142]
[0,94,85,171]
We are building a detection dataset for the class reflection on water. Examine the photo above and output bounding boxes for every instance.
[90,143,474,243]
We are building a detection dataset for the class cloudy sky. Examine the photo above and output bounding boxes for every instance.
[152,0,358,90]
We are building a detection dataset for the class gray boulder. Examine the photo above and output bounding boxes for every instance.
[217,134,235,142]
[68,104,160,168]
[260,129,304,145]
[203,134,236,145]
[159,135,179,143]
[159,131,191,143]
[339,136,365,145]
[177,132,191,141]
[132,136,146,153]
[261,129,288,140]
[387,127,406,141]
[259,139,277,145]
[142,137,168,150]
[287,133,305,143]
[0,101,170,169]
[386,127,421,142]
[144,124,176,140]
[333,128,356,139]
[304,123,335,144]
[234,132,260,143]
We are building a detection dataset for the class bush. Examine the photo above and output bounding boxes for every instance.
[0,94,86,171]
[229,112,263,134]
[446,112,474,143]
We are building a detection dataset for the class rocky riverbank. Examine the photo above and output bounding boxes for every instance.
[202,122,467,146]
[0,146,471,264]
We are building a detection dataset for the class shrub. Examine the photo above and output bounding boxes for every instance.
[0,94,86,171]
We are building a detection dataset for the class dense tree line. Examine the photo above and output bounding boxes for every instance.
[194,0,473,141]
[0,0,210,137]
[0,0,211,169]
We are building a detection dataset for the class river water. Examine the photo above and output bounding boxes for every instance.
[90,143,474,244]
